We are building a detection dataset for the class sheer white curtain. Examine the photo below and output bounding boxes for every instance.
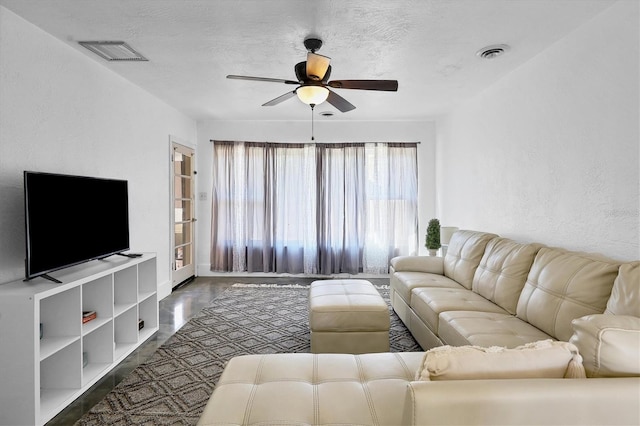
[270,144,317,273]
[211,141,418,274]
[363,143,419,273]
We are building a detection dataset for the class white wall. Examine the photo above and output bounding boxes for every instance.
[0,7,197,295]
[195,119,436,275]
[436,0,639,261]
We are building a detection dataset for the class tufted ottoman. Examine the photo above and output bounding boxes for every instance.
[309,279,390,354]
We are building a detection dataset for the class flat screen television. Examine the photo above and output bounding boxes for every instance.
[24,171,130,281]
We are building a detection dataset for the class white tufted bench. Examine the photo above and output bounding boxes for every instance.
[309,279,390,354]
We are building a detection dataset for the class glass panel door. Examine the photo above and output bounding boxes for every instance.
[172,143,195,287]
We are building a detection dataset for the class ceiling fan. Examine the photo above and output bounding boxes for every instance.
[227,38,398,113]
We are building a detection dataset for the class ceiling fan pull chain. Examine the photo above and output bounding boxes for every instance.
[310,104,315,141]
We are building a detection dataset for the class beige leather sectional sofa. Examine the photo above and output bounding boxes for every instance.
[389,231,638,361]
[198,230,639,425]
[389,230,640,424]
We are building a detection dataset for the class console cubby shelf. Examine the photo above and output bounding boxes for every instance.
[0,253,159,426]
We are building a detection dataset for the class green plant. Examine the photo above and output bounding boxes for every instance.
[425,218,441,250]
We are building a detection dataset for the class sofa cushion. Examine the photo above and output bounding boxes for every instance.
[605,261,640,316]
[411,287,508,332]
[516,247,620,341]
[390,271,461,304]
[437,310,553,348]
[443,230,498,289]
[570,314,640,378]
[472,238,543,314]
[197,352,424,426]
[415,339,585,381]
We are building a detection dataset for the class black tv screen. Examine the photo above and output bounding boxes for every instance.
[24,171,130,280]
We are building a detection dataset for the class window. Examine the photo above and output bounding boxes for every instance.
[211,141,418,274]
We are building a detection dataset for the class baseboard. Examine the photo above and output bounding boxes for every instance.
[197,270,389,280]
[157,280,172,300]
[197,262,390,278]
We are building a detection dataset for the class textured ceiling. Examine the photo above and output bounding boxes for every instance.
[0,0,616,121]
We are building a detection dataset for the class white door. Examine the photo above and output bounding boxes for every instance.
[171,142,196,287]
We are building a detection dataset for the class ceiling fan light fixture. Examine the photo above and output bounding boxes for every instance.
[306,52,331,81]
[227,37,396,113]
[296,85,329,105]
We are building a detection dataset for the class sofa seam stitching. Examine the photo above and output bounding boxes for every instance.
[313,354,319,425]
[355,355,379,426]
[241,354,265,425]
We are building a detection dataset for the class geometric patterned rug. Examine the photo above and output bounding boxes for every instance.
[74,284,422,425]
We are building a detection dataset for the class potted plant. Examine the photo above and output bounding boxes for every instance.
[425,218,441,256]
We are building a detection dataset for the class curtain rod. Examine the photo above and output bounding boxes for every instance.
[210,140,421,144]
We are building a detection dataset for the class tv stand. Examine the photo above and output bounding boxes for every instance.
[40,274,63,284]
[0,253,158,426]
[23,274,63,284]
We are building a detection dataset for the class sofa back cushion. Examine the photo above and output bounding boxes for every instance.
[472,238,543,314]
[516,247,620,341]
[605,261,640,316]
[444,230,498,289]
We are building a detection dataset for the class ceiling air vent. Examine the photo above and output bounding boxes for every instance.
[476,44,510,59]
[78,41,148,61]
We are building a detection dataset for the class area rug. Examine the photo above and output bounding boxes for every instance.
[75,284,422,425]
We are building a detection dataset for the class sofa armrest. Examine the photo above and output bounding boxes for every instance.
[570,314,640,377]
[390,256,444,274]
[403,378,640,425]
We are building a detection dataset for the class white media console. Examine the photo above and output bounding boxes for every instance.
[0,253,159,426]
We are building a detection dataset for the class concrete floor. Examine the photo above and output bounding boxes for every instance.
[47,275,389,425]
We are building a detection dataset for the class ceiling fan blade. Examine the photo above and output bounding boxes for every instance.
[326,89,356,113]
[227,75,299,85]
[262,90,297,106]
[306,52,331,81]
[327,80,398,91]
